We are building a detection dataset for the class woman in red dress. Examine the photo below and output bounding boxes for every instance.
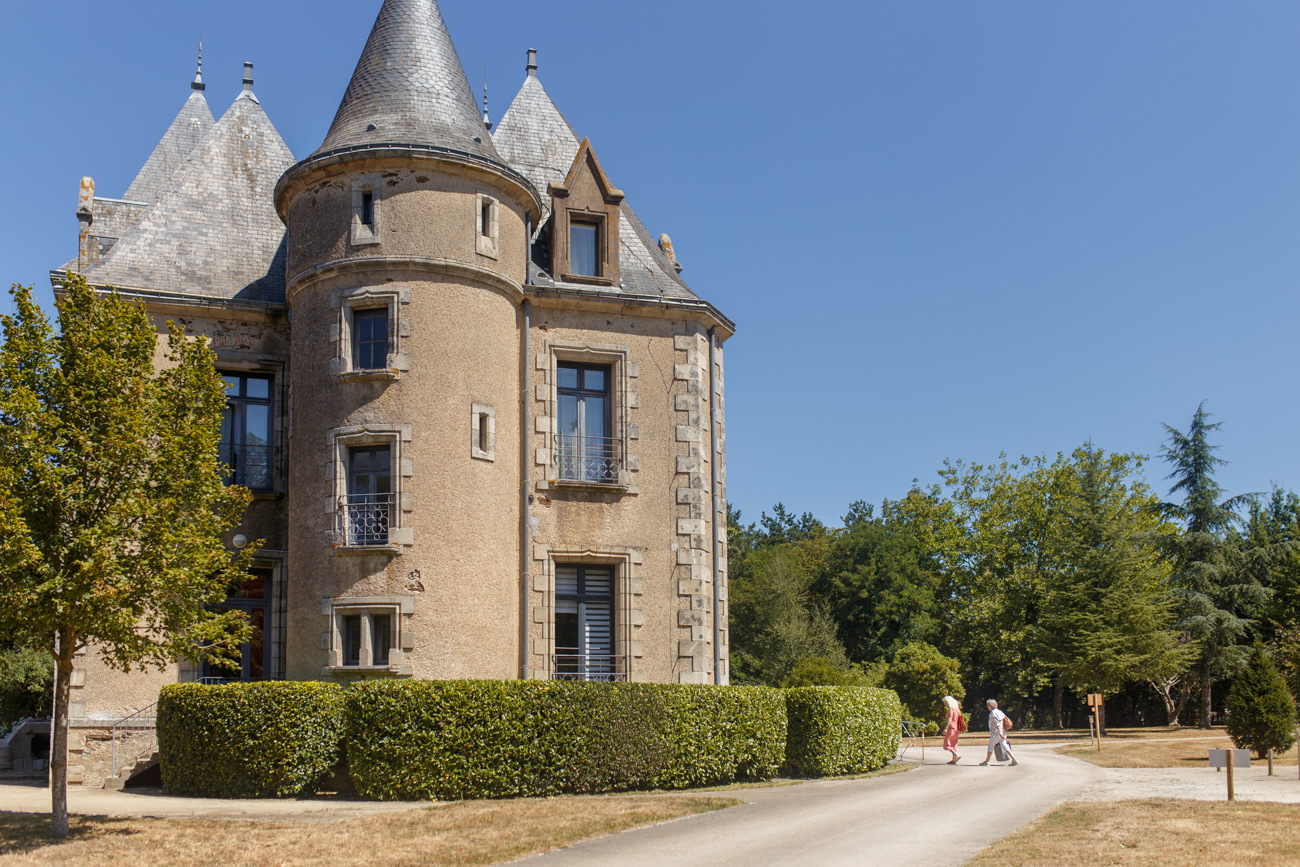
[942,695,963,764]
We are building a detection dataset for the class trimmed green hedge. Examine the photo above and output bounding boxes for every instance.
[345,680,786,800]
[783,686,902,777]
[157,681,345,797]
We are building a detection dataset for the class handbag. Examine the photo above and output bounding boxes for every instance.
[994,740,1010,762]
[957,713,967,733]
[1003,716,1013,731]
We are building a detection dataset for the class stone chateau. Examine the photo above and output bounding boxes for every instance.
[52,0,733,785]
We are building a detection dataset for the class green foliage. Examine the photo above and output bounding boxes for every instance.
[1159,403,1269,725]
[344,680,786,801]
[0,277,255,836]
[728,546,850,685]
[782,657,875,688]
[157,682,345,798]
[0,646,53,730]
[1032,445,1193,699]
[783,687,902,777]
[882,641,963,731]
[1226,646,1297,759]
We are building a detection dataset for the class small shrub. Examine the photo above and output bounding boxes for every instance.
[1227,645,1297,760]
[345,680,785,801]
[882,642,963,732]
[784,686,902,777]
[158,681,345,797]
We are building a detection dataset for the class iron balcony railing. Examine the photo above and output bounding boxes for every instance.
[555,434,621,484]
[337,492,395,547]
[550,653,627,682]
[219,442,275,491]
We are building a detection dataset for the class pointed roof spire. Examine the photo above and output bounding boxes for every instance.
[482,66,492,131]
[192,41,205,92]
[310,0,504,162]
[122,60,217,202]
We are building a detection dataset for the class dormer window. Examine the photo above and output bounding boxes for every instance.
[570,221,599,277]
[547,139,624,287]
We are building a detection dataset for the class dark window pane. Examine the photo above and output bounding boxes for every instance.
[372,615,392,666]
[343,615,362,666]
[570,222,598,276]
[557,366,578,390]
[223,376,239,395]
[248,608,265,680]
[583,369,605,392]
[361,191,374,227]
[354,308,389,370]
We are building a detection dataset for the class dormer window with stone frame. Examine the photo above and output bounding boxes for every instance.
[547,138,624,287]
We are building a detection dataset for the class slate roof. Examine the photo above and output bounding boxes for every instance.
[494,65,697,302]
[83,86,295,304]
[311,0,503,165]
[123,84,215,203]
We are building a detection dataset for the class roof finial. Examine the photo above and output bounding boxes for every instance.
[526,48,538,77]
[242,62,254,93]
[191,39,205,92]
[482,66,492,131]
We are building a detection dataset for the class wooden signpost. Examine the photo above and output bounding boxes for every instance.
[1087,693,1104,752]
[1208,749,1251,801]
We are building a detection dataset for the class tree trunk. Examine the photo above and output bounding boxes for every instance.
[1053,681,1065,729]
[51,635,74,839]
[1200,673,1213,730]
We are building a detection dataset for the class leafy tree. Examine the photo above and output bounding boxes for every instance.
[1226,645,1296,759]
[1158,403,1268,728]
[817,501,943,663]
[1031,445,1193,726]
[1241,487,1300,643]
[0,645,53,731]
[883,641,964,732]
[728,547,851,685]
[0,278,253,838]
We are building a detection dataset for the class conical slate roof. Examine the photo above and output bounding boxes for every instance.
[493,70,579,222]
[85,86,295,303]
[312,0,502,163]
[494,63,696,301]
[123,85,216,203]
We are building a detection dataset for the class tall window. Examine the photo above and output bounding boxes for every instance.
[342,612,392,666]
[202,567,271,682]
[220,374,273,491]
[554,565,618,681]
[343,445,392,546]
[570,222,599,276]
[557,363,615,483]
[353,308,389,371]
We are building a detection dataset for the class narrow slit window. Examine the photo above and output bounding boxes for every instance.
[478,413,490,452]
[360,191,374,227]
[481,201,492,236]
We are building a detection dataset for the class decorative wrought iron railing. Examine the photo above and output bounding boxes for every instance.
[550,653,627,682]
[219,442,275,491]
[337,493,395,547]
[555,434,621,484]
[110,702,158,779]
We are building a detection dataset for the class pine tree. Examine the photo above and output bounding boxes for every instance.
[1226,645,1296,759]
[1159,403,1267,728]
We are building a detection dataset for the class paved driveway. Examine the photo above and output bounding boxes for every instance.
[518,743,1099,866]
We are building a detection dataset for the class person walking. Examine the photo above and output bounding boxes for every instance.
[979,698,1018,766]
[942,695,964,764]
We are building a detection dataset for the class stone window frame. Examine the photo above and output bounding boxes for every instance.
[537,340,638,493]
[532,547,643,681]
[329,285,410,382]
[325,423,414,553]
[471,402,496,462]
[547,139,623,287]
[350,174,381,247]
[475,192,500,260]
[212,356,287,497]
[321,595,415,676]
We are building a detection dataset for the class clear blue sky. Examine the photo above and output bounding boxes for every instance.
[3,2,1297,526]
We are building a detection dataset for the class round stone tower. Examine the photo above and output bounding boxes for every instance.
[274,0,541,681]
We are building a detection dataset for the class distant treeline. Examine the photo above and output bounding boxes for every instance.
[728,404,1300,730]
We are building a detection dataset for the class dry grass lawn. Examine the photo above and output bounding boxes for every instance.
[0,793,738,866]
[968,799,1300,866]
[1054,726,1299,769]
